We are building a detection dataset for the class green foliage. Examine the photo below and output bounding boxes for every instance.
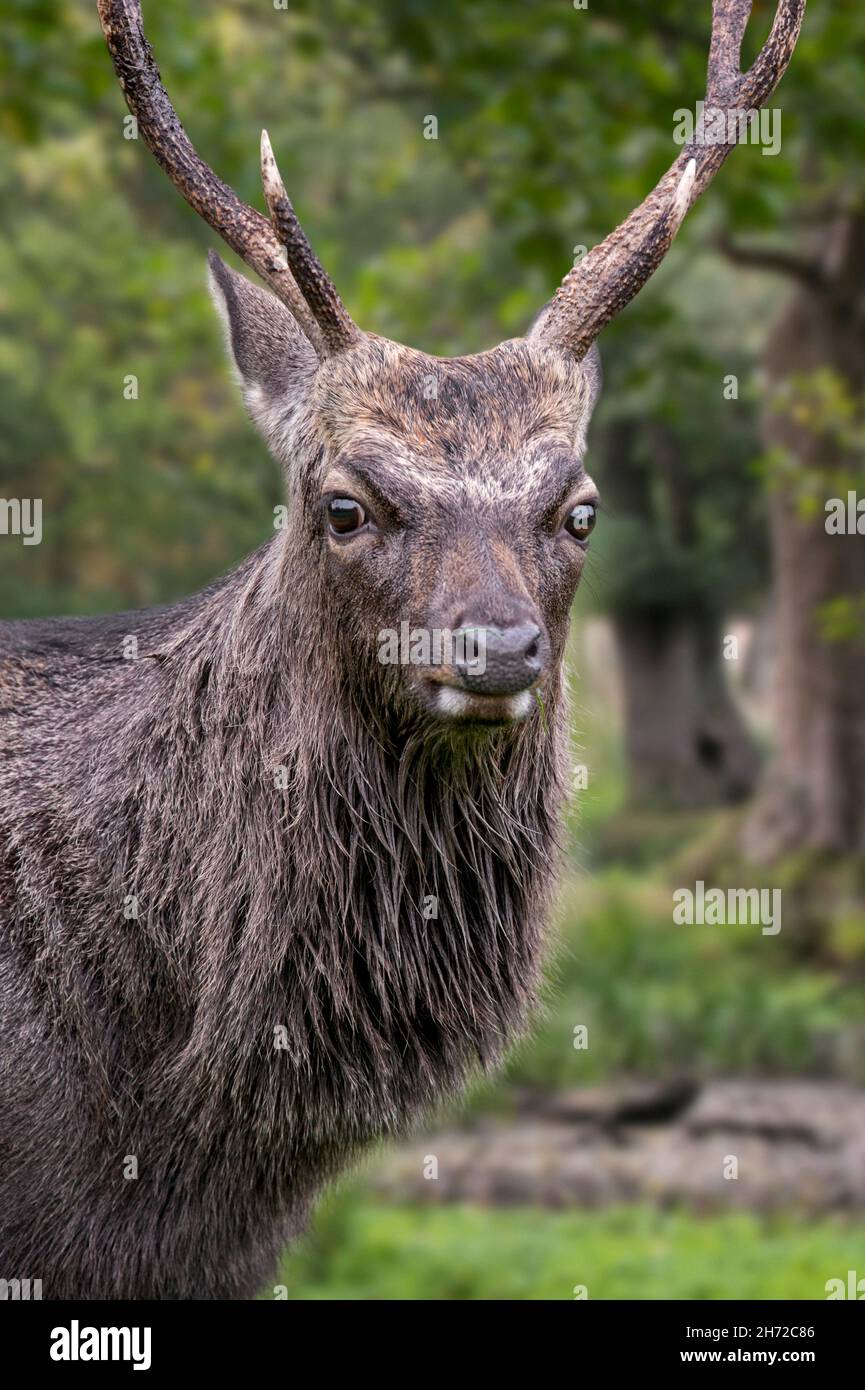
[816,596,865,643]
[278,1189,863,1300]
[503,867,865,1091]
[760,368,865,518]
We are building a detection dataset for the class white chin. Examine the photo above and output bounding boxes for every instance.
[435,687,535,723]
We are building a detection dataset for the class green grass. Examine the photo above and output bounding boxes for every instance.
[273,1190,863,1300]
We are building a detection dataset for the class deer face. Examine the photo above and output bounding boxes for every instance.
[210,257,600,726]
[314,337,601,725]
[102,0,806,726]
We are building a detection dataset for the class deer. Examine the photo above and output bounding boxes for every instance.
[0,0,804,1299]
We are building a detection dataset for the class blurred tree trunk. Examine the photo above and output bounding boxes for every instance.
[606,420,756,809]
[616,610,755,807]
[740,213,865,858]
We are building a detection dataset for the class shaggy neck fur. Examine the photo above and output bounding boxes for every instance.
[41,531,567,1159]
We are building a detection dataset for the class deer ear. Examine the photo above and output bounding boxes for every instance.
[207,251,317,438]
[571,343,602,455]
[583,343,603,411]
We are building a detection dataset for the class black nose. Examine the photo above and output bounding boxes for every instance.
[454,622,546,696]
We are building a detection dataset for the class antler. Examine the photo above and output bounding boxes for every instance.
[259,132,360,354]
[96,0,361,358]
[530,0,806,360]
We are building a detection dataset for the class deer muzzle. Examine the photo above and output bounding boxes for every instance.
[453,621,547,697]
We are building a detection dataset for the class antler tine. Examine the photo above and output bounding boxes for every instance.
[707,0,753,99]
[260,132,361,355]
[531,0,806,360]
[97,0,358,359]
[736,0,807,107]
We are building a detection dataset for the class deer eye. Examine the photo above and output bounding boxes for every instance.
[327,497,367,536]
[564,502,597,542]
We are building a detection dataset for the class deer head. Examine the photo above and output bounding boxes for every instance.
[98,0,804,730]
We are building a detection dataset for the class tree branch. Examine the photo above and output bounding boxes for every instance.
[715,231,827,289]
